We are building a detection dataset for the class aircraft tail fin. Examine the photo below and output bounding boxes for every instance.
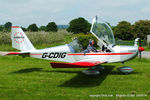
[11,26,35,51]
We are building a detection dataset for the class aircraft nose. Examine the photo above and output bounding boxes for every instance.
[139,47,144,52]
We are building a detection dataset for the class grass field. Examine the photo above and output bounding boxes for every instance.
[0,31,150,100]
[0,55,150,100]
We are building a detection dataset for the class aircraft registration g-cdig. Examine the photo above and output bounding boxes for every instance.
[2,16,144,75]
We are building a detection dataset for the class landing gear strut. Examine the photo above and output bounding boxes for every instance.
[82,65,104,75]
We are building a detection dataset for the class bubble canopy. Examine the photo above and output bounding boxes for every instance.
[91,16,115,48]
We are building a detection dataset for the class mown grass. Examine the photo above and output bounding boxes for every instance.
[0,30,150,99]
[0,56,150,100]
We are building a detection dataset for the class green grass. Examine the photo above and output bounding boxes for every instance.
[143,46,150,51]
[0,56,150,100]
[0,31,150,99]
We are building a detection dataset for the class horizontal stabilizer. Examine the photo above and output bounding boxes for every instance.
[0,51,29,57]
[7,52,21,55]
[0,52,20,56]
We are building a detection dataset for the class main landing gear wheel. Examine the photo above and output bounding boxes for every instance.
[117,66,133,74]
[82,70,100,75]
[119,62,134,74]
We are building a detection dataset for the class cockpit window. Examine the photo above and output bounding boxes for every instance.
[68,39,83,53]
[91,17,115,47]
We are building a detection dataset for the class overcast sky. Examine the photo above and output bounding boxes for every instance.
[0,0,150,27]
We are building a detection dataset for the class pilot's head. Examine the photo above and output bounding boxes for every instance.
[89,39,94,46]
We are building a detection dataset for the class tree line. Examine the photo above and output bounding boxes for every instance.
[112,20,150,40]
[0,22,58,32]
[67,17,150,40]
[0,17,150,40]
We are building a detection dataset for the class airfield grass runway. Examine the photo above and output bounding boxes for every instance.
[0,55,150,100]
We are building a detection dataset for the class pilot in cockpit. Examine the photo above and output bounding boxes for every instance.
[83,39,111,53]
[84,39,98,53]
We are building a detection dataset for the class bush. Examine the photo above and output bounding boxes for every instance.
[75,33,98,49]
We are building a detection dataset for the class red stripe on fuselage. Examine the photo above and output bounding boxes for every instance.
[29,52,133,56]
[67,52,133,56]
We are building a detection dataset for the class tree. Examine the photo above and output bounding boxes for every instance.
[45,22,58,32]
[67,17,91,34]
[0,25,4,31]
[21,27,27,32]
[39,26,46,31]
[4,22,12,32]
[113,21,133,40]
[132,20,150,39]
[27,24,38,32]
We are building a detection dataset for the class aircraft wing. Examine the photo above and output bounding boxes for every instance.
[50,60,107,68]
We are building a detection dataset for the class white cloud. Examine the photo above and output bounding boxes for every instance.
[77,0,150,25]
[0,0,77,26]
[0,0,149,27]
[141,6,150,13]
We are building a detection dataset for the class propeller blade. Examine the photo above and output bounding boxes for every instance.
[139,39,141,47]
[138,39,144,60]
[139,39,141,59]
[139,50,141,59]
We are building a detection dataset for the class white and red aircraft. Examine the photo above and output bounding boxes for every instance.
[2,16,144,75]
